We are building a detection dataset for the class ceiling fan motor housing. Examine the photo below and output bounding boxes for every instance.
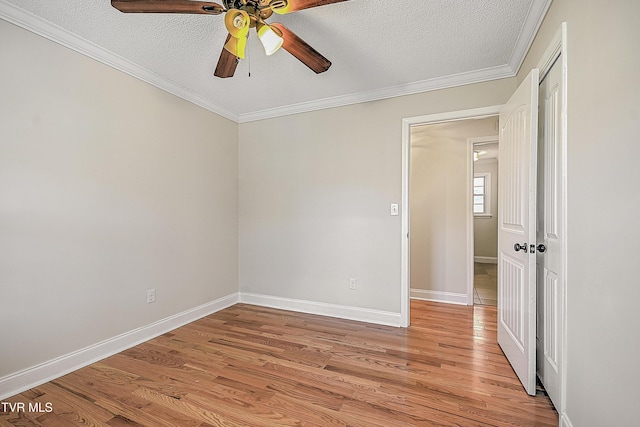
[223,0,288,20]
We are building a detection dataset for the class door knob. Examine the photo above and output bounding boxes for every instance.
[514,243,528,253]
[537,244,547,253]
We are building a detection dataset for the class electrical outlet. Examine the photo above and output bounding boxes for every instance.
[147,289,156,304]
[349,278,356,290]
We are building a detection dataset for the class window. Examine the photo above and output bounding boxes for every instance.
[473,172,491,216]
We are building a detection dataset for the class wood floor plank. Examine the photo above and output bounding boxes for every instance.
[2,301,558,426]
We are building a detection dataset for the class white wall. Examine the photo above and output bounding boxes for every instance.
[239,80,515,316]
[410,118,497,297]
[517,0,640,425]
[0,21,238,379]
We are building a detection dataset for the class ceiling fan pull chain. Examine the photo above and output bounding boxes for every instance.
[247,33,252,77]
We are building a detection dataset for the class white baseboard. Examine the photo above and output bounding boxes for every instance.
[410,289,470,305]
[474,256,498,264]
[560,413,573,427]
[0,293,239,400]
[240,293,402,327]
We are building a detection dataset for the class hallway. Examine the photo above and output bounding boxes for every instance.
[474,262,497,306]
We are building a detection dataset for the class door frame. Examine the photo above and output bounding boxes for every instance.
[400,106,502,327]
[535,23,568,423]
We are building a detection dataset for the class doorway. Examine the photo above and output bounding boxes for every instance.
[408,118,498,307]
[400,108,500,324]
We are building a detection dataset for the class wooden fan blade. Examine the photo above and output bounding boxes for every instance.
[272,0,348,15]
[111,0,224,14]
[271,23,331,74]
[214,34,239,78]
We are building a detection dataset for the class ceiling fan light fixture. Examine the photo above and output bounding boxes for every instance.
[473,150,487,161]
[224,9,250,38]
[257,23,284,56]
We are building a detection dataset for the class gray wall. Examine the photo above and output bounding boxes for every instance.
[517,0,640,425]
[239,82,515,313]
[0,21,239,378]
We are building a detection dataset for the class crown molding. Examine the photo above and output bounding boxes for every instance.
[508,0,553,74]
[0,0,239,123]
[239,0,552,123]
[238,64,515,123]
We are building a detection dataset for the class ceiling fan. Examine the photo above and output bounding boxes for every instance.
[111,0,348,78]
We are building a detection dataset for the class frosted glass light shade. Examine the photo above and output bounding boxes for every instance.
[257,24,283,56]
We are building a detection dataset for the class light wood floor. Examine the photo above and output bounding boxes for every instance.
[1,301,557,426]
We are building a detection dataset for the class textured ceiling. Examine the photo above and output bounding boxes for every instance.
[1,0,551,122]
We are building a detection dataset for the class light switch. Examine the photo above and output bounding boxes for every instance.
[390,203,399,216]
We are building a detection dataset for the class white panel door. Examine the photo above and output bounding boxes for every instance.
[537,56,564,409]
[497,68,539,396]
